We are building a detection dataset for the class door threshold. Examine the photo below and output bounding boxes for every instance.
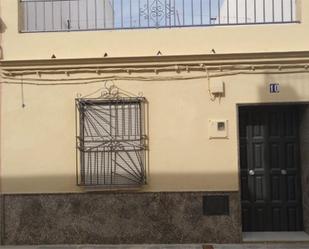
[243,232,309,242]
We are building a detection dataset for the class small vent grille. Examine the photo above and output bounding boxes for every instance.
[203,195,229,216]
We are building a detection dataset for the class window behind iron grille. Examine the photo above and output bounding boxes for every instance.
[76,98,147,188]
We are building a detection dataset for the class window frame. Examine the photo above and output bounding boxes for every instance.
[75,96,148,189]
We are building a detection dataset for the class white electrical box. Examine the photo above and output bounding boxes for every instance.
[209,119,228,139]
[210,81,224,94]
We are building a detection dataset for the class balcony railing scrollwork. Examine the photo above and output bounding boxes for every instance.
[19,0,298,32]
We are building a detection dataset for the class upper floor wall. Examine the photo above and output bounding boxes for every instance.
[0,0,309,60]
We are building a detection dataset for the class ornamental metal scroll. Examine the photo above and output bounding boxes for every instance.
[140,0,175,27]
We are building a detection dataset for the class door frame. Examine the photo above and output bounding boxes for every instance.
[236,102,308,234]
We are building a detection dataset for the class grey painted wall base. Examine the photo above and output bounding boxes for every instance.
[1,192,241,245]
[300,106,309,235]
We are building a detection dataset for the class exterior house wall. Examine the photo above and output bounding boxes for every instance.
[1,63,309,193]
[1,0,309,245]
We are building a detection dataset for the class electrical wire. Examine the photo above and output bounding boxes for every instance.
[1,69,309,86]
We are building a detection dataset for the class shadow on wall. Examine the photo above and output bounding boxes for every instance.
[0,18,6,33]
[0,172,238,193]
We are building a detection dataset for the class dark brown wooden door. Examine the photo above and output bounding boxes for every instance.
[239,105,303,231]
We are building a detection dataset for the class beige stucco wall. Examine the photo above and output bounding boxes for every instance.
[0,0,309,60]
[1,65,309,193]
[1,1,309,193]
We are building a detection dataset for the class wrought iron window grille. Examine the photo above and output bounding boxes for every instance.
[75,85,148,188]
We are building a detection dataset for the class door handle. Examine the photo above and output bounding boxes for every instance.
[281,169,287,175]
[249,170,255,176]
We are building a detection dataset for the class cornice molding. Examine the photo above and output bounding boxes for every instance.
[1,51,309,69]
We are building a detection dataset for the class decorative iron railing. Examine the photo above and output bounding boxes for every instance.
[20,0,298,32]
[76,97,148,187]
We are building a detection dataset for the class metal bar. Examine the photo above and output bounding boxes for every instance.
[68,0,71,29]
[290,0,296,22]
[124,150,143,177]
[263,0,265,23]
[112,0,114,28]
[182,0,185,25]
[156,0,159,26]
[130,0,132,27]
[254,0,256,23]
[128,104,132,136]
[103,0,106,28]
[94,0,97,29]
[272,0,275,22]
[236,0,238,23]
[113,172,141,185]
[109,102,112,138]
[60,0,63,29]
[165,0,167,26]
[96,148,99,184]
[75,101,79,185]
[109,151,112,185]
[77,0,80,29]
[245,0,247,23]
[290,0,293,21]
[115,153,142,180]
[135,103,138,138]
[101,150,104,184]
[169,0,172,26]
[138,0,141,27]
[26,1,29,31]
[34,1,38,31]
[21,20,300,33]
[147,0,150,27]
[86,0,89,29]
[113,151,117,184]
[89,152,92,184]
[84,112,109,140]
[209,0,211,24]
[122,103,125,140]
[200,0,203,25]
[106,148,110,184]
[43,1,46,31]
[282,0,284,22]
[227,0,229,24]
[135,150,143,173]
[115,102,119,138]
[122,0,125,28]
[173,0,176,25]
[116,153,141,179]
[191,0,194,25]
[218,0,220,24]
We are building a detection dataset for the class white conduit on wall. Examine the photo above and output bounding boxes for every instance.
[0,63,309,86]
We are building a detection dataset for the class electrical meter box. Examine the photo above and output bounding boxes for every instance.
[210,81,224,94]
[208,119,228,139]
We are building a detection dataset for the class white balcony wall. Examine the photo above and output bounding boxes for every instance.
[20,0,114,31]
[218,0,296,24]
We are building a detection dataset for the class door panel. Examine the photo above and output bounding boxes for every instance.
[239,105,303,231]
